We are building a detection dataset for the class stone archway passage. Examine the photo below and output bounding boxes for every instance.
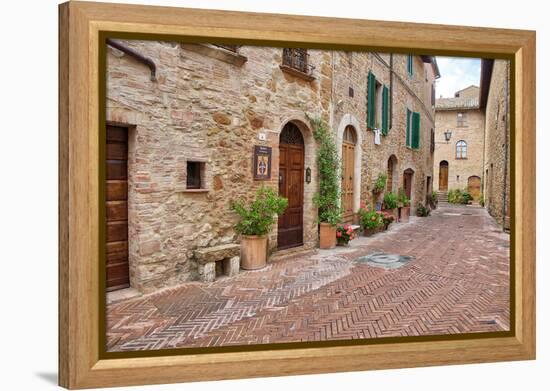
[468,175,481,200]
[105,125,130,291]
[278,122,305,250]
[341,125,357,223]
[439,161,449,191]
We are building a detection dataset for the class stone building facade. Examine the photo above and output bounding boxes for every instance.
[106,41,437,293]
[433,86,485,199]
[480,59,511,229]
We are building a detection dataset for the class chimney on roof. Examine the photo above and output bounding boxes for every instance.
[455,92,460,97]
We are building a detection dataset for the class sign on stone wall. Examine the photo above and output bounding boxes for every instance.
[253,145,272,180]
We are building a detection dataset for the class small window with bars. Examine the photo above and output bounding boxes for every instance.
[457,112,467,127]
[186,161,205,189]
[282,48,311,74]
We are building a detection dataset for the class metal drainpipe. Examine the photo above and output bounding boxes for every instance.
[389,54,393,129]
[107,38,157,81]
[502,61,510,230]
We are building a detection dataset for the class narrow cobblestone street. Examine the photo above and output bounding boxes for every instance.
[106,205,510,352]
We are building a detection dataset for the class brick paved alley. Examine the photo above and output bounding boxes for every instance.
[106,205,510,352]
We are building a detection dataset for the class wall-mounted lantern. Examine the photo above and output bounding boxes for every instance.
[444,129,452,142]
[305,167,311,184]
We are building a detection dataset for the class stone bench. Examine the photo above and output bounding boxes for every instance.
[193,243,240,282]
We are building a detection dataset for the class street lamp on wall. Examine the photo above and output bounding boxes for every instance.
[444,129,452,143]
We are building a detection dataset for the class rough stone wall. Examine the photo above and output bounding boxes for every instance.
[107,41,435,293]
[483,60,510,228]
[433,108,485,192]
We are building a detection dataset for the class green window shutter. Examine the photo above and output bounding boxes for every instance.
[367,72,376,129]
[382,85,389,135]
[407,55,414,76]
[406,109,411,147]
[412,111,421,149]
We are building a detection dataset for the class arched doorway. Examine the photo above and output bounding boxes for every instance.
[387,155,398,192]
[403,168,415,202]
[439,160,449,191]
[341,125,357,223]
[468,175,481,200]
[277,122,304,250]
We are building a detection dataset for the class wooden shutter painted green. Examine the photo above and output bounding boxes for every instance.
[407,55,414,76]
[412,111,421,149]
[382,85,389,135]
[406,109,411,147]
[367,72,376,129]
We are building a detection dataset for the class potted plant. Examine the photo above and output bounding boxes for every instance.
[336,224,355,246]
[381,210,395,229]
[232,186,288,270]
[416,203,431,217]
[372,173,387,203]
[397,188,411,223]
[382,191,398,221]
[358,208,383,236]
[309,115,342,249]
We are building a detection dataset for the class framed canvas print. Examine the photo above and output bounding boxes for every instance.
[58,1,536,389]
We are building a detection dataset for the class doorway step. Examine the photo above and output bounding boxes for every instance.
[436,191,449,205]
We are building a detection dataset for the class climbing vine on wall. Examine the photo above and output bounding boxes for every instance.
[307,114,342,226]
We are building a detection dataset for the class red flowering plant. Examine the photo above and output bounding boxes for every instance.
[380,210,395,228]
[336,224,355,245]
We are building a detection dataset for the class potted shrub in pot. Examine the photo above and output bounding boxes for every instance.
[336,224,355,246]
[309,115,342,249]
[232,186,288,270]
[381,210,395,230]
[397,188,411,223]
[372,173,387,205]
[382,191,398,221]
[358,208,383,236]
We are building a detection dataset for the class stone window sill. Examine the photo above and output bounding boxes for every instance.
[279,64,315,82]
[177,188,209,193]
[181,43,247,66]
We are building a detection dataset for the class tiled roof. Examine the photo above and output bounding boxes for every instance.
[435,96,479,110]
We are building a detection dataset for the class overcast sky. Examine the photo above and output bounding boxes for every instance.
[435,57,481,98]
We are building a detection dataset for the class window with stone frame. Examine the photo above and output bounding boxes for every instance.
[186,161,205,189]
[456,140,467,159]
[457,112,467,127]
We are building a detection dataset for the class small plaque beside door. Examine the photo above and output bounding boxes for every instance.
[253,145,272,180]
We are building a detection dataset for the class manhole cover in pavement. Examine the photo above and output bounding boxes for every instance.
[354,252,414,269]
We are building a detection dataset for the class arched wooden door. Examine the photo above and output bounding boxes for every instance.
[439,161,449,191]
[278,123,304,250]
[468,176,481,200]
[341,125,356,223]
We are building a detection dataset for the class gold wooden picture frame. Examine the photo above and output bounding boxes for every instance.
[59,1,536,389]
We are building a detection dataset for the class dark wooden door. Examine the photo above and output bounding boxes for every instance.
[403,169,414,200]
[106,125,130,291]
[278,123,304,250]
[439,161,449,191]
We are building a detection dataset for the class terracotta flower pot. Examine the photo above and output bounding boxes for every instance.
[363,227,377,236]
[382,208,398,221]
[400,206,410,223]
[240,235,267,270]
[319,222,337,249]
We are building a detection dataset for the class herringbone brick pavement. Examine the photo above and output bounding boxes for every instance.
[106,205,510,351]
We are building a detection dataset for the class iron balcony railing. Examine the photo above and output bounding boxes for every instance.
[282,48,315,75]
